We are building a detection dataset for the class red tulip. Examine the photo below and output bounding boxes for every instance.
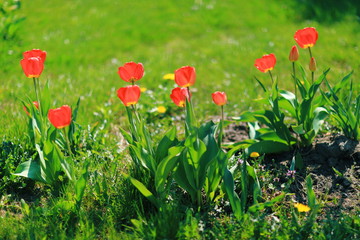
[117,85,141,106]
[254,54,276,73]
[118,62,144,83]
[20,57,44,78]
[212,91,227,106]
[174,66,196,88]
[289,45,299,62]
[23,101,39,116]
[48,105,72,129]
[294,27,318,49]
[309,57,316,72]
[170,87,190,107]
[23,49,47,63]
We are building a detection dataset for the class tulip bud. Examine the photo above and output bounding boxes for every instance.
[289,45,299,62]
[212,91,227,106]
[309,57,316,72]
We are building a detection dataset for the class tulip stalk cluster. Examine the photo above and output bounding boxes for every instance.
[16,49,89,210]
[236,27,329,156]
[116,62,247,216]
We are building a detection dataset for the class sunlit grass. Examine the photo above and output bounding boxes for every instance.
[0,2,359,237]
[1,0,359,137]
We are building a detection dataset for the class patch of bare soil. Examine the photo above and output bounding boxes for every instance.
[224,123,360,213]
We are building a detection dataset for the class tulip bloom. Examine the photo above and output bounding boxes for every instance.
[254,54,276,73]
[294,27,318,49]
[170,87,190,107]
[118,62,144,83]
[212,91,227,106]
[23,49,47,63]
[20,57,44,78]
[48,105,72,129]
[174,66,196,88]
[117,85,141,106]
[289,45,299,62]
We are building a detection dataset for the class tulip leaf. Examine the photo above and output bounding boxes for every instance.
[155,146,183,193]
[13,160,47,184]
[236,111,258,122]
[126,174,159,209]
[245,140,290,154]
[292,124,305,135]
[223,168,242,218]
[174,156,197,201]
[75,160,90,204]
[312,107,328,133]
[306,175,317,209]
[53,143,74,181]
[155,127,178,164]
[119,127,133,144]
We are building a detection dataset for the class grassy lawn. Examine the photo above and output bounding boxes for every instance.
[2,0,359,136]
[1,0,359,239]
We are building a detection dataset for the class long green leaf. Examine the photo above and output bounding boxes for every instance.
[312,107,328,133]
[155,127,178,164]
[126,174,159,208]
[13,160,47,184]
[75,160,90,203]
[155,146,183,193]
[245,140,291,154]
[223,168,242,218]
[306,175,316,209]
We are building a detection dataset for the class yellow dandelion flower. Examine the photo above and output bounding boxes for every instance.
[294,203,311,212]
[140,87,147,92]
[157,106,166,113]
[163,73,175,80]
[250,152,260,158]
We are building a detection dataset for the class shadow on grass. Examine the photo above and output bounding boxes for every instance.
[294,0,360,23]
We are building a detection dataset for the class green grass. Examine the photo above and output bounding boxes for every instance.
[1,0,359,137]
[1,0,360,239]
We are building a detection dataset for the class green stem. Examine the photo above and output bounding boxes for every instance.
[292,62,297,100]
[268,70,274,85]
[187,86,197,125]
[308,47,313,59]
[62,127,73,158]
[218,105,224,148]
[33,77,42,116]
[131,104,141,123]
[197,190,202,208]
[311,71,314,84]
[221,105,224,122]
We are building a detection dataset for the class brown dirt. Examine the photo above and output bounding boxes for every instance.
[224,122,360,213]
